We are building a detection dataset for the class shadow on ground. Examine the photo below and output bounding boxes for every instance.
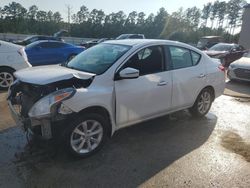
[0,110,217,188]
[224,80,250,98]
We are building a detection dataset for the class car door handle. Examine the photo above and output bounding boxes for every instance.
[198,74,206,78]
[157,81,168,86]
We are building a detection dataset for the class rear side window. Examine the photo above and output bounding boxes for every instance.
[169,46,201,69]
[191,51,201,65]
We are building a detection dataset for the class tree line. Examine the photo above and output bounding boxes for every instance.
[0,0,247,43]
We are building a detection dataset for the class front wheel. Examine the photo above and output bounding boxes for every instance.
[65,113,108,158]
[189,88,213,117]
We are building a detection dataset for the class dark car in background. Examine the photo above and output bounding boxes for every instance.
[13,35,63,46]
[204,43,246,67]
[25,40,84,66]
[116,34,145,40]
[13,30,68,46]
[197,36,223,50]
[80,38,109,48]
[228,51,250,82]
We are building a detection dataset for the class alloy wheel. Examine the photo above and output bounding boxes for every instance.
[70,120,103,154]
[197,91,211,114]
[0,72,14,88]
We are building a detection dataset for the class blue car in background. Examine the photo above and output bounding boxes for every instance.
[25,40,85,66]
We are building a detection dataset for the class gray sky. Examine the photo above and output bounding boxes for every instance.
[1,0,225,21]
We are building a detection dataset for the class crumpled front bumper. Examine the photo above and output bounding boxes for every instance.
[8,98,53,140]
[227,67,250,82]
[8,99,24,128]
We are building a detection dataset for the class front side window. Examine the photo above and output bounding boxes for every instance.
[66,43,131,74]
[40,42,64,48]
[125,46,164,75]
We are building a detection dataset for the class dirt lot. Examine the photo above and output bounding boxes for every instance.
[0,91,14,130]
[0,82,250,188]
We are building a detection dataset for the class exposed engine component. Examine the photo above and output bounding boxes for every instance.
[8,77,93,117]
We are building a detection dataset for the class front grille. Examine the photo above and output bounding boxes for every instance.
[234,68,250,80]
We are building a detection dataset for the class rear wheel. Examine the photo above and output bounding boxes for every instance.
[65,113,108,158]
[0,68,15,90]
[189,88,213,117]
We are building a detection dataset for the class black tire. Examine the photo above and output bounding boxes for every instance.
[0,67,15,90]
[189,88,213,117]
[64,113,108,158]
[227,73,235,82]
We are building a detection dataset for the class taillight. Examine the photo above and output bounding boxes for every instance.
[218,65,225,72]
[17,47,28,61]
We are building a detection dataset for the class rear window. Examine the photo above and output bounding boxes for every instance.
[209,44,233,51]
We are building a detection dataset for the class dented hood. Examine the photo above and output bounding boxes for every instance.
[231,57,250,68]
[14,65,95,85]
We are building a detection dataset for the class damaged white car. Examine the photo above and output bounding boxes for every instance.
[8,39,225,157]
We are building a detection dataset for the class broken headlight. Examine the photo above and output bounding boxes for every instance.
[28,88,75,118]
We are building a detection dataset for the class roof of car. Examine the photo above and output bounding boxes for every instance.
[32,40,64,44]
[201,36,222,39]
[215,43,237,46]
[103,39,185,47]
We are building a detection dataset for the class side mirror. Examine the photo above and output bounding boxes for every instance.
[119,67,139,79]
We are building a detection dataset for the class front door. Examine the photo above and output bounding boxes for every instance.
[115,45,172,127]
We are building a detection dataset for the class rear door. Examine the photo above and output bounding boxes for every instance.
[167,46,206,109]
[115,45,172,127]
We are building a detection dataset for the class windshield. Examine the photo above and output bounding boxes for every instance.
[66,43,131,74]
[209,44,232,51]
[116,34,129,40]
[197,39,207,48]
[243,52,250,58]
[23,36,33,41]
[25,42,39,50]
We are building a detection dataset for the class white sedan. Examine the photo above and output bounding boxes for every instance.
[228,51,250,82]
[0,40,31,89]
[8,39,225,157]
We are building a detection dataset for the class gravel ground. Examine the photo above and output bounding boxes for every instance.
[0,93,250,188]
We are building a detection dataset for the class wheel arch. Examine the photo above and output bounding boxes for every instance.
[78,106,113,137]
[0,66,16,72]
